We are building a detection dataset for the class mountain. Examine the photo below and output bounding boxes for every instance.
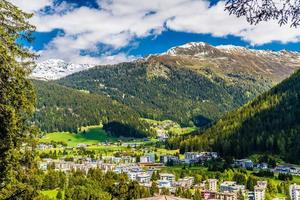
[168,69,300,163]
[55,42,300,127]
[32,80,149,138]
[31,59,94,80]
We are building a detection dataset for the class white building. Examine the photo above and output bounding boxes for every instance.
[140,153,156,163]
[175,177,194,188]
[208,179,218,191]
[136,173,151,184]
[234,159,254,169]
[254,186,266,200]
[256,181,267,189]
[160,173,176,184]
[158,180,172,188]
[290,184,300,200]
[220,181,245,193]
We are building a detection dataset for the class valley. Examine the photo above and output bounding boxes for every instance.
[3,1,300,199]
[33,42,300,200]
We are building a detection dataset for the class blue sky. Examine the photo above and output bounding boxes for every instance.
[11,0,300,64]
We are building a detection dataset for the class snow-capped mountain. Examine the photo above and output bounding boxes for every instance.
[31,59,95,80]
[166,42,300,60]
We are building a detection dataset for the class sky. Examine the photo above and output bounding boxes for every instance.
[10,0,300,64]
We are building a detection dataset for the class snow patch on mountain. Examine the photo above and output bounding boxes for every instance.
[31,59,95,80]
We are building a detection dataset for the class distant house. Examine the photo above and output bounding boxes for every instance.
[207,179,218,192]
[140,153,156,163]
[290,184,300,200]
[136,173,151,184]
[158,180,172,188]
[160,155,179,164]
[220,181,245,193]
[175,177,194,189]
[254,185,266,200]
[138,196,190,200]
[255,163,268,170]
[201,191,237,200]
[184,152,218,164]
[128,172,139,181]
[234,159,254,169]
[38,162,48,171]
[160,173,175,184]
[77,143,87,148]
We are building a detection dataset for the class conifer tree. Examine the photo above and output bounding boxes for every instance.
[0,0,37,198]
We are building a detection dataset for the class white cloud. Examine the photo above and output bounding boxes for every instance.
[9,0,300,64]
[9,0,52,12]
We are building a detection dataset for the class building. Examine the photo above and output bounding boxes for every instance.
[184,152,201,164]
[290,184,300,200]
[128,172,139,181]
[158,180,172,188]
[140,153,156,163]
[254,186,266,200]
[137,173,151,184]
[160,155,179,164]
[138,196,190,200]
[160,173,176,184]
[77,143,87,148]
[256,181,267,189]
[175,177,194,188]
[201,191,237,200]
[220,181,245,193]
[234,159,254,169]
[207,179,218,191]
[184,152,218,164]
[248,192,255,200]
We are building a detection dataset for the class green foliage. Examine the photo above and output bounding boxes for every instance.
[278,173,293,181]
[150,181,159,196]
[57,60,271,128]
[33,80,149,138]
[40,126,116,147]
[171,70,300,163]
[0,0,38,198]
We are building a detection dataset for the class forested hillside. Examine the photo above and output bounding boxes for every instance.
[33,80,148,137]
[167,70,300,163]
[55,43,300,128]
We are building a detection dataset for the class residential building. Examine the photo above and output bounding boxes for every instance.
[184,152,218,164]
[234,159,254,169]
[140,153,156,163]
[220,181,245,193]
[201,191,237,200]
[160,173,175,184]
[158,180,172,188]
[256,181,267,189]
[160,155,179,164]
[254,185,266,200]
[175,177,194,188]
[137,173,151,184]
[138,196,190,200]
[290,184,300,200]
[248,192,254,200]
[208,179,218,191]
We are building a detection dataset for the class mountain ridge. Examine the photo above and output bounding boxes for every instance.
[31,42,300,81]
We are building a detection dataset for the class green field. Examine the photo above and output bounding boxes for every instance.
[40,125,116,146]
[40,189,59,199]
[141,118,197,136]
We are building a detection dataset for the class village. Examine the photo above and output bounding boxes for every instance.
[37,144,300,200]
